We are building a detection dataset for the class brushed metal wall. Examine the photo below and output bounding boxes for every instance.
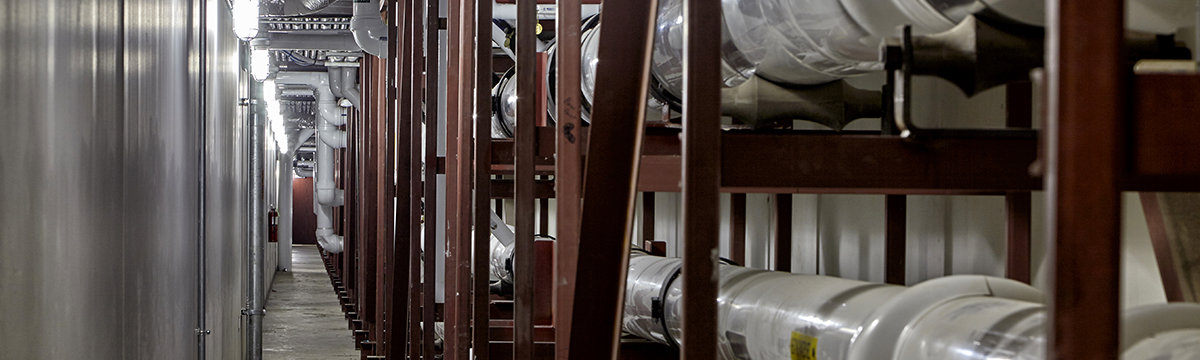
[204,1,250,359]
[0,0,248,358]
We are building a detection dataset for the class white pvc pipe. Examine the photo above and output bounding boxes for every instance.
[328,67,345,99]
[275,71,345,253]
[277,156,293,271]
[340,68,362,109]
[351,0,389,58]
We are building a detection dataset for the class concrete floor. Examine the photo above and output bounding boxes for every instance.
[264,245,360,359]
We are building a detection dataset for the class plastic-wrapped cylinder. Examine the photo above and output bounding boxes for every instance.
[623,253,907,358]
[893,297,1046,359]
[489,234,514,283]
[623,254,684,344]
[649,0,754,100]
[1124,329,1200,360]
[491,68,518,138]
[565,250,1200,359]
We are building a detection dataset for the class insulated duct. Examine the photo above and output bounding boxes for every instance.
[509,0,1191,135]
[262,0,350,17]
[623,253,1200,359]
[488,245,1200,359]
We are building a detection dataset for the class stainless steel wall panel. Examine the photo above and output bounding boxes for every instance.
[0,0,248,358]
[1,0,128,358]
[204,3,249,359]
[122,0,200,357]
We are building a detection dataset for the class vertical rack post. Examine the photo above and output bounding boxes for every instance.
[730,194,746,264]
[452,0,477,355]
[554,0,583,357]
[1046,0,1125,358]
[566,0,658,357]
[400,0,424,357]
[643,193,656,248]
[422,0,441,353]
[513,0,538,356]
[772,194,792,272]
[385,0,410,355]
[473,0,495,357]
[884,195,906,285]
[680,0,722,358]
[1005,82,1033,284]
[405,0,427,357]
[444,0,464,350]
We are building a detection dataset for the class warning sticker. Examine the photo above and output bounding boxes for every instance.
[790,331,818,360]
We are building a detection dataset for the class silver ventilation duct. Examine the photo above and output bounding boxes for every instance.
[263,0,352,17]
[488,245,1200,359]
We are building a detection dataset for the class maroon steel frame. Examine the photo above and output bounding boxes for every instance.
[317,0,1200,359]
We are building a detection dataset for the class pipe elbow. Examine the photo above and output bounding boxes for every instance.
[327,68,345,98]
[319,102,345,127]
[340,68,362,109]
[319,129,347,149]
[316,231,343,254]
[316,187,343,206]
[351,0,389,58]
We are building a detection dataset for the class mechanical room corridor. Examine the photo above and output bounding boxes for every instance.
[264,246,359,359]
[5,0,1200,359]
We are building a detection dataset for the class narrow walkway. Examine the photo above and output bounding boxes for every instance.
[264,245,359,359]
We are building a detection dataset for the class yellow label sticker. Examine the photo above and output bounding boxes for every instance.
[790,331,818,360]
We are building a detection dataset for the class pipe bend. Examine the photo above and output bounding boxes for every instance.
[315,230,343,254]
[319,129,347,149]
[351,0,389,58]
[327,67,345,98]
[319,101,345,126]
[341,68,362,109]
[316,187,343,206]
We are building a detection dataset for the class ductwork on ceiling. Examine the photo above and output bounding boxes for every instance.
[262,0,354,17]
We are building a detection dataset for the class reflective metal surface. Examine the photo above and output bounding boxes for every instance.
[0,0,247,358]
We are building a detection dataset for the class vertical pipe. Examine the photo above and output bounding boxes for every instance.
[474,0,495,357]
[248,61,267,360]
[680,0,721,357]
[513,0,537,354]
[194,0,209,357]
[279,158,293,271]
[566,0,658,357]
[1046,0,1125,357]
